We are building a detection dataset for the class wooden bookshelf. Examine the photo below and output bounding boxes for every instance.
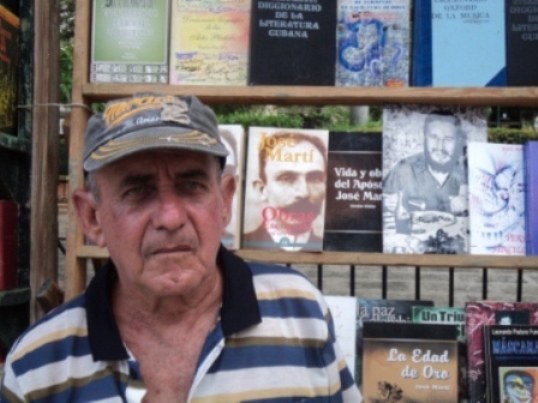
[64,0,538,300]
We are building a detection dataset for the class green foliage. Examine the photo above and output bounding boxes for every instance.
[488,127,538,144]
[59,39,73,104]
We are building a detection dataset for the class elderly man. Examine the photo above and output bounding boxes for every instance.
[0,93,360,402]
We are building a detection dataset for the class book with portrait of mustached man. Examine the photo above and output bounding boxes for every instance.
[381,104,488,254]
[218,125,246,251]
[467,142,526,255]
[465,301,538,403]
[241,127,329,252]
[354,298,434,394]
[248,0,337,85]
[362,321,460,403]
[323,131,382,252]
[483,324,538,403]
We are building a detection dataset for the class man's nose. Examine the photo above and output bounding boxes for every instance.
[292,176,309,198]
[151,187,187,230]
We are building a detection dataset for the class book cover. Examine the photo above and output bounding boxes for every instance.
[242,127,329,251]
[412,0,506,87]
[382,104,488,254]
[169,0,251,85]
[525,141,538,255]
[248,0,337,85]
[0,200,18,290]
[0,4,19,135]
[506,0,538,86]
[323,131,382,252]
[335,0,411,87]
[90,0,169,84]
[362,322,460,402]
[468,142,526,255]
[412,306,469,402]
[324,295,357,375]
[219,125,246,251]
[465,301,538,403]
[484,324,538,403]
[355,298,434,392]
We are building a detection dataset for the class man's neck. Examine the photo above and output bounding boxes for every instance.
[428,165,450,186]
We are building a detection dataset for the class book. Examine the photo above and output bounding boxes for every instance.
[484,324,538,403]
[382,104,488,254]
[465,301,538,403]
[0,4,19,135]
[248,0,337,85]
[323,131,382,252]
[0,200,18,290]
[506,0,538,86]
[335,0,411,87]
[412,306,469,402]
[324,295,357,375]
[219,125,246,250]
[411,0,506,87]
[525,141,538,255]
[355,298,434,392]
[242,127,329,251]
[468,142,526,255]
[169,0,251,85]
[90,0,169,84]
[362,322,460,402]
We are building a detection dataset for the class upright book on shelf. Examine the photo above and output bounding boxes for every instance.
[219,125,246,251]
[248,0,337,85]
[412,306,469,402]
[362,322,460,402]
[382,104,488,254]
[242,127,329,251]
[335,0,411,87]
[465,301,538,403]
[169,0,251,85]
[525,140,538,255]
[506,0,538,86]
[323,131,382,252]
[324,295,357,375]
[467,142,526,255]
[0,4,19,135]
[412,0,506,87]
[354,298,434,393]
[484,324,538,403]
[90,0,169,84]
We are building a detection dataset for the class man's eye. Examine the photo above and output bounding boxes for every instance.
[276,173,297,183]
[178,181,205,193]
[307,172,326,183]
[123,186,153,200]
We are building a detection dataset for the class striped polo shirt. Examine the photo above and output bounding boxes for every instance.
[1,247,361,402]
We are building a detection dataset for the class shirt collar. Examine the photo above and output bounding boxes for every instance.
[86,246,261,361]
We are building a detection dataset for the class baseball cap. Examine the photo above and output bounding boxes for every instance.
[83,93,228,172]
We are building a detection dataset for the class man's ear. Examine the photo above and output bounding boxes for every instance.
[72,189,106,247]
[220,174,236,227]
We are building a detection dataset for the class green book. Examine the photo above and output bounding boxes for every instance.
[90,0,169,83]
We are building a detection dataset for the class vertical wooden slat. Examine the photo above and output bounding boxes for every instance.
[29,0,60,321]
[64,0,92,301]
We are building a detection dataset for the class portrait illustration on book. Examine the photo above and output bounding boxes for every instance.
[242,127,329,252]
[382,104,487,254]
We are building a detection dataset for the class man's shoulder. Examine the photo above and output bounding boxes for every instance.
[247,261,321,297]
[7,295,88,360]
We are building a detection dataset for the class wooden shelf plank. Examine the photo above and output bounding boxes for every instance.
[76,245,538,270]
[81,84,538,107]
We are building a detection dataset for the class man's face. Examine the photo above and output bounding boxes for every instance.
[424,115,460,172]
[260,139,326,234]
[84,150,234,298]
